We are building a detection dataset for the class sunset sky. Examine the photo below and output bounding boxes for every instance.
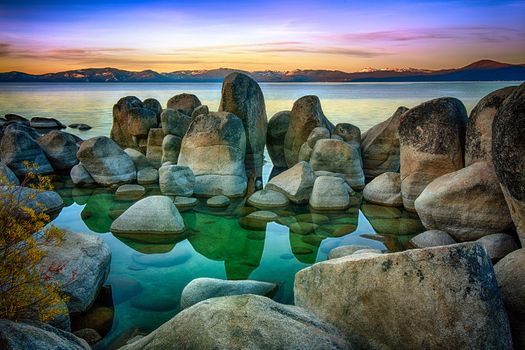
[1,0,524,74]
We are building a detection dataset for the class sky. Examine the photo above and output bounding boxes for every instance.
[0,0,524,74]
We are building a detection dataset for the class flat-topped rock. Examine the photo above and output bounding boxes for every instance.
[247,189,289,209]
[30,117,66,130]
[207,195,230,208]
[137,167,158,185]
[115,184,145,201]
[173,196,198,212]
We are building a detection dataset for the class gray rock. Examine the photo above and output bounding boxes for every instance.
[306,126,330,148]
[37,130,79,171]
[415,161,512,241]
[180,277,278,309]
[124,148,151,170]
[166,93,201,115]
[111,96,143,149]
[137,167,158,185]
[0,320,90,350]
[266,111,290,168]
[266,161,315,204]
[361,106,408,179]
[4,121,41,139]
[247,189,289,209]
[295,243,512,349]
[120,294,350,350]
[0,129,53,175]
[309,176,350,211]
[77,136,136,185]
[310,139,364,190]
[328,245,379,259]
[30,117,66,130]
[207,195,230,208]
[409,230,456,248]
[145,128,164,167]
[160,108,191,137]
[399,98,467,211]
[298,142,313,162]
[219,72,268,177]
[191,104,209,119]
[70,163,95,186]
[4,113,29,123]
[159,164,195,196]
[178,112,247,197]
[143,98,162,123]
[39,231,111,313]
[173,196,198,212]
[332,123,361,148]
[363,172,402,206]
[492,82,525,245]
[127,107,158,152]
[0,162,19,185]
[115,184,145,201]
[477,233,518,260]
[284,95,334,167]
[1,185,64,215]
[111,195,185,234]
[161,134,182,164]
[69,123,92,130]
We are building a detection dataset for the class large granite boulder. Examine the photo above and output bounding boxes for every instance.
[37,130,79,171]
[266,161,315,204]
[492,82,525,245]
[39,231,111,313]
[284,95,334,167]
[127,107,158,142]
[180,278,278,309]
[219,72,267,177]
[295,243,512,349]
[0,129,53,175]
[266,111,290,168]
[415,161,512,241]
[120,295,350,350]
[309,139,364,190]
[361,106,408,179]
[0,320,89,350]
[160,108,191,137]
[178,112,247,197]
[143,98,163,123]
[77,136,136,185]
[309,176,350,211]
[399,98,467,211]
[166,93,201,116]
[362,172,402,207]
[494,249,525,348]
[465,86,516,165]
[145,128,164,167]
[0,162,19,185]
[111,195,185,235]
[159,164,195,196]
[110,96,143,149]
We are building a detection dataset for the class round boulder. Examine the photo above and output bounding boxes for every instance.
[37,130,79,171]
[477,233,518,261]
[409,230,456,248]
[111,96,143,149]
[363,172,402,207]
[309,176,350,211]
[247,189,289,209]
[207,195,230,208]
[167,93,201,116]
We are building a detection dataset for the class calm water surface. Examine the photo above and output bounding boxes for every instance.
[0,81,518,348]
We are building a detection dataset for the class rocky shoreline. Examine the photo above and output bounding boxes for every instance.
[1,75,524,349]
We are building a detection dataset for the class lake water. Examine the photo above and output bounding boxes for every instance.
[0,81,520,349]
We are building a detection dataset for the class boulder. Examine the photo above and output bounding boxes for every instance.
[0,129,53,175]
[415,161,512,241]
[191,104,209,119]
[492,82,525,245]
[306,127,330,148]
[207,195,230,208]
[332,123,361,148]
[159,164,195,196]
[298,142,313,162]
[266,111,290,168]
[466,86,516,165]
[30,117,66,130]
[111,195,185,235]
[69,123,92,131]
[37,130,79,171]
[111,96,143,149]
[409,230,456,248]
[127,107,157,140]
[39,231,111,313]
[120,295,350,350]
[247,189,289,209]
[77,136,136,185]
[180,277,278,309]
[3,121,41,139]
[284,95,334,167]
[178,112,247,197]
[4,113,29,123]
[137,167,158,185]
[143,98,163,123]
[266,161,315,204]
[70,163,95,186]
[310,139,364,190]
[477,233,518,260]
[145,128,164,167]
[219,72,268,177]
[309,176,350,211]
[0,162,19,185]
[361,106,408,179]
[166,93,201,115]
[362,172,402,206]
[124,148,151,170]
[295,243,512,349]
[115,184,145,201]
[399,98,467,211]
[1,186,64,215]
[494,249,525,349]
[0,320,89,350]
[161,134,182,164]
[160,108,191,137]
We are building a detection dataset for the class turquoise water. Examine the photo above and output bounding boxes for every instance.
[1,81,517,348]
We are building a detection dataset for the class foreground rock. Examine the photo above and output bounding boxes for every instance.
[178,112,247,197]
[266,161,315,204]
[111,196,185,235]
[494,249,525,349]
[120,295,350,350]
[415,161,512,241]
[284,95,333,167]
[219,72,267,177]
[361,106,408,179]
[40,231,111,313]
[309,176,350,211]
[399,97,468,211]
[295,243,512,349]
[362,172,402,206]
[492,82,525,245]
[409,230,456,248]
[180,278,278,309]
[2,186,64,215]
[77,136,136,185]
[0,128,53,175]
[37,130,80,171]
[0,320,89,350]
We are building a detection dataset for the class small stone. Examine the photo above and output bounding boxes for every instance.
[173,196,198,212]
[247,189,289,209]
[409,230,456,248]
[115,184,145,201]
[207,195,230,208]
[137,167,158,185]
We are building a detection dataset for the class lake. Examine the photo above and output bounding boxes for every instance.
[0,81,520,349]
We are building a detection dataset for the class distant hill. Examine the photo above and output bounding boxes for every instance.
[1,60,524,83]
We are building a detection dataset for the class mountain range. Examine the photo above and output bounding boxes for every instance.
[1,60,524,83]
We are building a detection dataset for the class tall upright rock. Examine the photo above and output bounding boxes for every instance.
[110,96,143,149]
[266,111,290,168]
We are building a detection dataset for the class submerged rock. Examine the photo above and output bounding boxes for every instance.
[309,176,350,211]
[166,93,201,116]
[266,161,315,204]
[295,243,512,349]
[30,117,66,130]
[362,172,402,207]
[115,184,146,201]
[37,130,80,171]
[266,111,290,168]
[207,195,230,208]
